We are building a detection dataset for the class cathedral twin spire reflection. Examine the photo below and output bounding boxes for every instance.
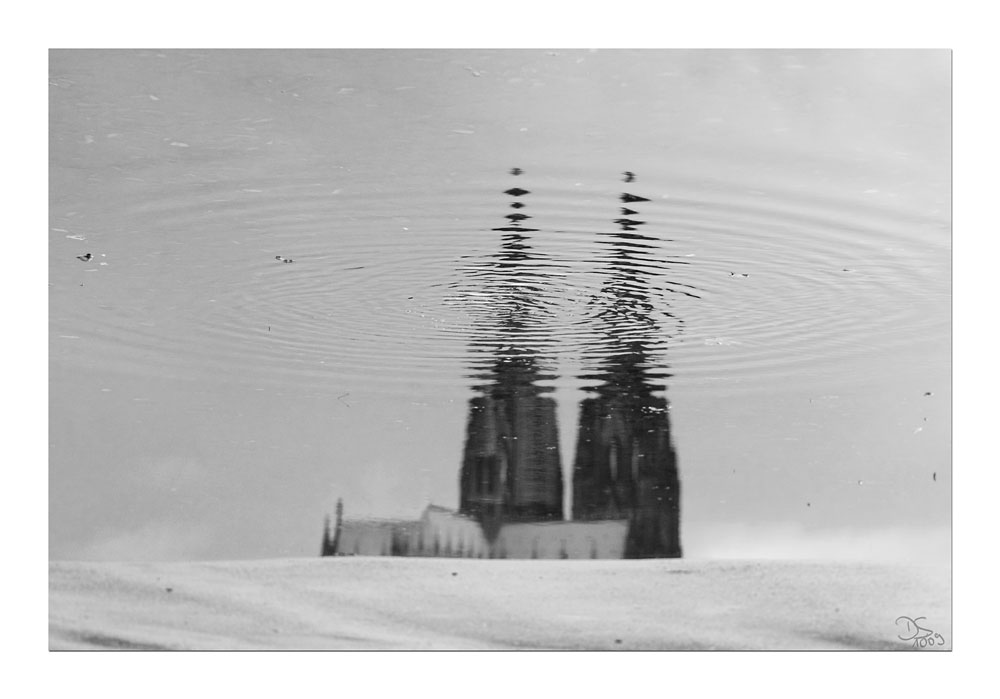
[323,170,685,559]
[459,170,682,558]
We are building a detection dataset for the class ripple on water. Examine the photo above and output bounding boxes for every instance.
[50,171,949,396]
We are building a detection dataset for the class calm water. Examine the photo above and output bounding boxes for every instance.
[49,49,950,561]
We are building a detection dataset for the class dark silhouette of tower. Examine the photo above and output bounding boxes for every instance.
[320,498,343,557]
[572,174,686,558]
[459,172,563,540]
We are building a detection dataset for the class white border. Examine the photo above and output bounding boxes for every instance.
[13,1,992,696]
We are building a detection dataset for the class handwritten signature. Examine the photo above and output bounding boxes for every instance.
[895,616,946,649]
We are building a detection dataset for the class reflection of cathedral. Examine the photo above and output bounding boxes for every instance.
[321,172,684,559]
[573,347,681,557]
[459,179,563,539]
[459,355,564,536]
[573,182,682,557]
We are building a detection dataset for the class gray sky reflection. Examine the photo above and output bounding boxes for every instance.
[49,49,950,562]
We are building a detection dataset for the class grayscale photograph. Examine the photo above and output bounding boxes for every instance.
[48,48,951,651]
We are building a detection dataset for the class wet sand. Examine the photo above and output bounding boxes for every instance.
[49,557,950,650]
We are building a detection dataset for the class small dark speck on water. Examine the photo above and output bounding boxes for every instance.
[614,639,623,645]
[451,572,458,576]
[933,472,937,481]
[510,167,522,175]
[165,587,173,593]
[924,391,933,396]
[623,171,635,182]
[806,502,811,507]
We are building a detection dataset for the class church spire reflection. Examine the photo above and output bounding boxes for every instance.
[573,173,683,558]
[459,173,563,541]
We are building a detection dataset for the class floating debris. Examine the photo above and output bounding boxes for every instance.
[729,272,749,278]
[924,391,933,396]
[623,171,636,183]
[275,256,294,263]
[510,167,523,175]
[76,253,92,262]
[933,472,937,481]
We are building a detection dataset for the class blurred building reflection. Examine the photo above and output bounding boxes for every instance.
[322,172,685,559]
[459,179,563,539]
[572,179,682,558]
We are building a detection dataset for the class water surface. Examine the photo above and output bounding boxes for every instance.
[49,49,950,562]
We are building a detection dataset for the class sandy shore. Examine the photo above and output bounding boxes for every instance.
[49,557,951,650]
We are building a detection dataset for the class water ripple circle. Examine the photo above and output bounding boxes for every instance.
[51,173,949,397]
